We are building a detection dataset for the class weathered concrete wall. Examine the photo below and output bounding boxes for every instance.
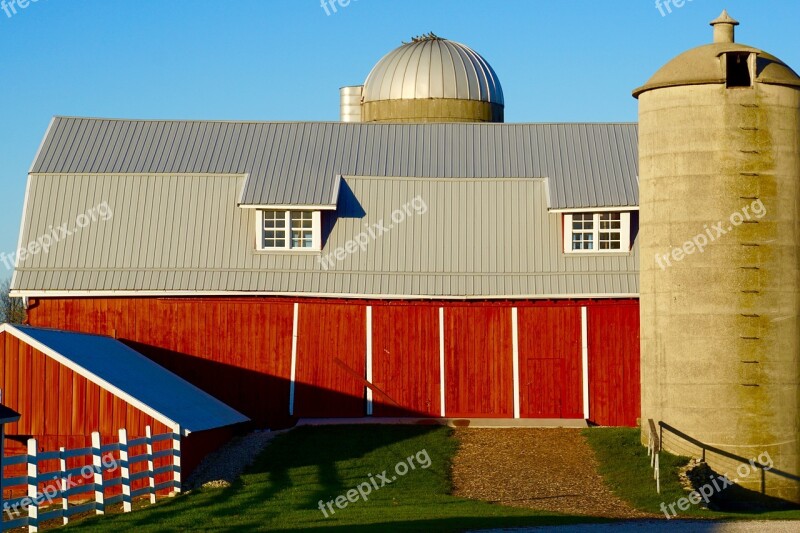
[639,82,800,502]
[362,99,503,123]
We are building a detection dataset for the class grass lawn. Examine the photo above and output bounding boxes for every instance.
[583,427,800,521]
[66,425,603,532]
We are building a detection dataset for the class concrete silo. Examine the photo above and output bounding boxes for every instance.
[635,11,800,502]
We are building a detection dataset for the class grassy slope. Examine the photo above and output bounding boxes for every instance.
[66,425,601,532]
[582,427,800,521]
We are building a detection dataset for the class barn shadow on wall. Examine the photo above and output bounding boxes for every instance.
[121,340,437,429]
[118,341,443,515]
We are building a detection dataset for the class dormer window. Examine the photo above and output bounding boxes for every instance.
[257,209,321,251]
[564,212,631,254]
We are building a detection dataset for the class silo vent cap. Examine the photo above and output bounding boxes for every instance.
[710,10,739,43]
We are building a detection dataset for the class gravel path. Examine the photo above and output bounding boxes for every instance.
[185,430,277,490]
[475,520,800,532]
[452,428,653,519]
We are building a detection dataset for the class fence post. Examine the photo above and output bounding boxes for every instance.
[59,447,69,525]
[91,432,104,515]
[118,429,131,513]
[145,426,156,504]
[172,427,181,495]
[655,453,660,494]
[26,438,38,533]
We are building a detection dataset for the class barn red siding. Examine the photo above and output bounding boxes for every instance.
[371,304,440,417]
[294,303,366,417]
[26,298,294,428]
[517,306,583,418]
[444,306,514,417]
[25,297,641,427]
[587,303,641,427]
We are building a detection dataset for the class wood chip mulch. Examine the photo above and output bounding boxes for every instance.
[451,428,655,519]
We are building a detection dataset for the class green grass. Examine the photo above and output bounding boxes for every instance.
[582,427,800,520]
[66,425,602,532]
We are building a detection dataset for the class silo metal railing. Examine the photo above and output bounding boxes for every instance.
[647,419,799,496]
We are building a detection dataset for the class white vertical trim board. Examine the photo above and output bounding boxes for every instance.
[511,307,521,419]
[366,306,374,416]
[439,307,446,417]
[581,306,590,420]
[289,303,299,416]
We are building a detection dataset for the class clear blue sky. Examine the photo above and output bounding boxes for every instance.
[1,0,798,276]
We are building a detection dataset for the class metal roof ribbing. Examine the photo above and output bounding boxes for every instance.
[11,174,638,297]
[31,117,638,210]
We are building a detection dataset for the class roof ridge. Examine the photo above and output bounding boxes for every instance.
[49,116,638,126]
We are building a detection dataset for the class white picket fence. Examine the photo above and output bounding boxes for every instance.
[0,427,181,532]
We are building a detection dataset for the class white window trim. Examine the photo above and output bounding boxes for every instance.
[256,209,321,252]
[563,212,631,254]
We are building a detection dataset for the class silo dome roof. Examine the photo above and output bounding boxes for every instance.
[363,35,504,105]
[633,42,800,98]
[633,10,800,98]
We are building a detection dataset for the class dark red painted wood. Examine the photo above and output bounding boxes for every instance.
[0,331,176,499]
[27,298,294,428]
[517,306,583,418]
[24,296,642,428]
[371,304,440,417]
[294,303,366,417]
[587,303,641,427]
[444,306,514,417]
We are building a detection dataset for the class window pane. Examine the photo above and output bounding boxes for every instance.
[292,230,313,248]
[262,210,287,248]
[600,212,621,231]
[571,232,594,250]
[263,210,286,229]
[289,211,315,248]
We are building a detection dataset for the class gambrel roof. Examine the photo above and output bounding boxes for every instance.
[13,117,640,299]
[31,117,638,209]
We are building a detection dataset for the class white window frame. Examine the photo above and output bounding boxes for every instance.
[256,209,322,251]
[563,212,631,254]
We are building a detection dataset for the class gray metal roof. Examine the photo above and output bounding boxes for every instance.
[31,117,639,210]
[3,324,249,434]
[11,173,638,297]
[362,38,504,104]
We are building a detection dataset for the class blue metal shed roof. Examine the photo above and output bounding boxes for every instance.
[2,324,249,435]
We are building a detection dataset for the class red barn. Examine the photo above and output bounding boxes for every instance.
[6,37,642,466]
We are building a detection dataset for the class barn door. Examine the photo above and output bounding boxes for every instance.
[526,358,564,418]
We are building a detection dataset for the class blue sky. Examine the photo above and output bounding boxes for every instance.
[1,0,798,277]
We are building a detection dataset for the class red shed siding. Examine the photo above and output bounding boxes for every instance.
[587,303,641,426]
[294,303,366,417]
[517,306,583,418]
[371,304,440,417]
[0,331,175,498]
[444,306,514,417]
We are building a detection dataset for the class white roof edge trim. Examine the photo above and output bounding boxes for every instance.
[236,173,252,206]
[238,204,337,211]
[542,177,552,210]
[28,117,55,174]
[0,323,180,432]
[10,290,640,300]
[549,206,640,213]
[330,175,344,206]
